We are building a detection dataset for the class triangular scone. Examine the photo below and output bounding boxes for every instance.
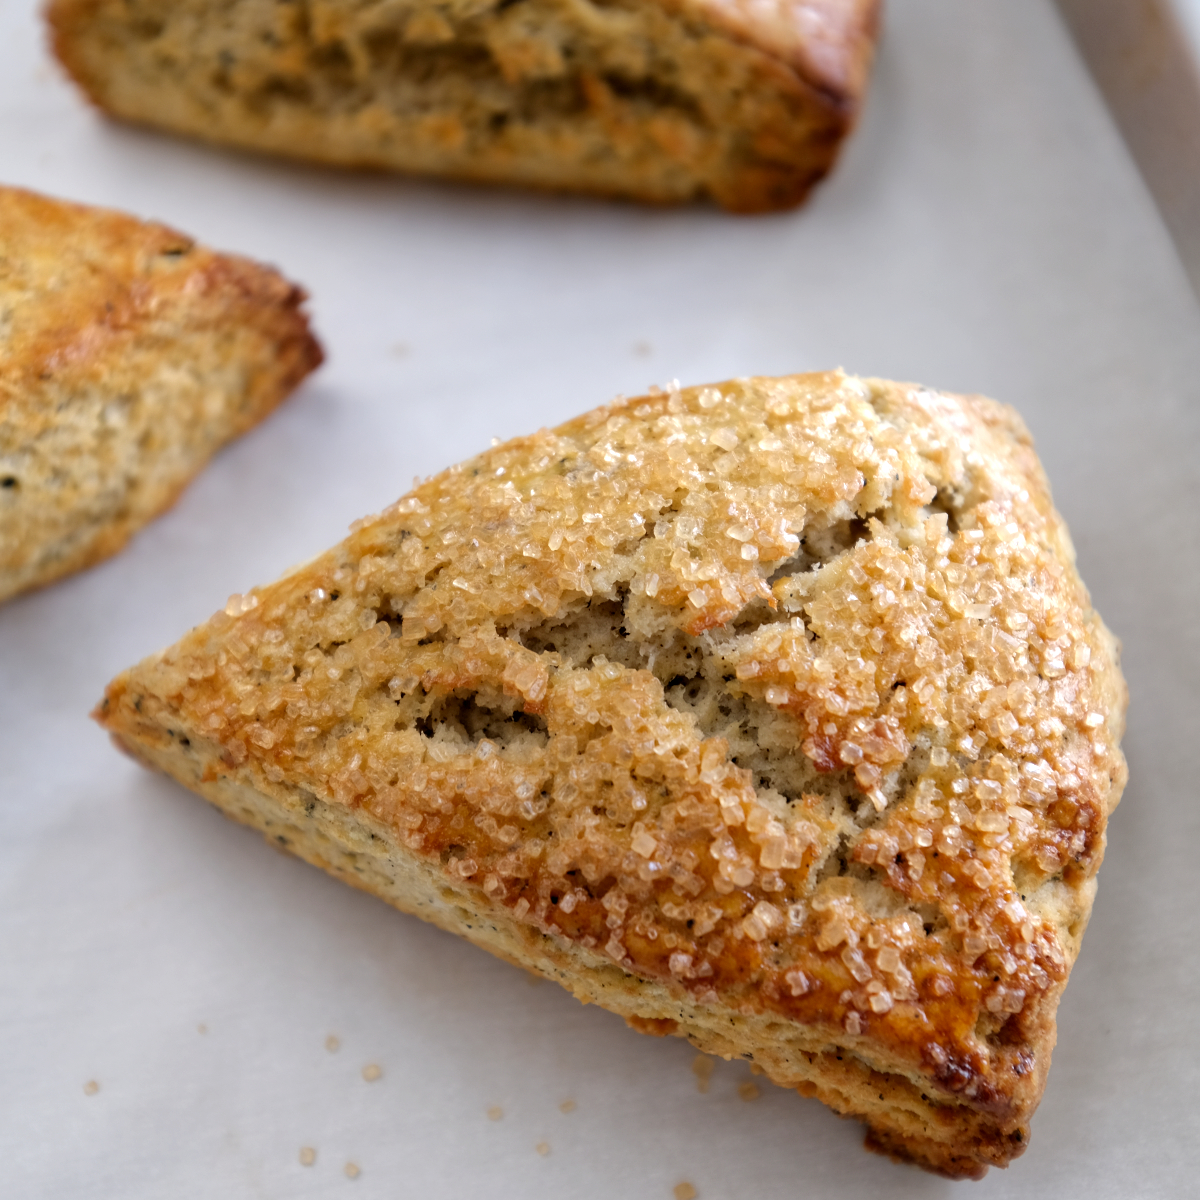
[0,185,321,603]
[50,0,878,213]
[96,373,1127,1178]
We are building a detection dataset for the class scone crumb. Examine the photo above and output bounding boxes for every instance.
[299,1147,316,1167]
[559,1099,576,1114]
[362,1063,382,1082]
[487,1106,504,1121]
[738,1082,761,1102]
[536,1142,551,1156]
[344,1162,360,1179]
[197,1024,207,1035]
[83,1080,99,1096]
[325,1035,340,1053]
[674,1183,698,1200]
[692,1056,715,1093]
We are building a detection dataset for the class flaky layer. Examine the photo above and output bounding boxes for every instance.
[109,718,1028,1178]
[97,372,1128,1176]
[0,185,322,601]
[50,0,879,212]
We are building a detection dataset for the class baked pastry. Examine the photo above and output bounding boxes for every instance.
[0,185,321,603]
[49,0,880,213]
[95,372,1127,1177]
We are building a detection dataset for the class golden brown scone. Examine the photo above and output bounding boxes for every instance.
[0,185,322,603]
[49,0,880,213]
[95,372,1127,1178]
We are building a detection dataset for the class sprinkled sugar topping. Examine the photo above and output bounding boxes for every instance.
[106,372,1126,1121]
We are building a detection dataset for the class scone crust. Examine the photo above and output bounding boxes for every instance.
[96,372,1127,1177]
[48,0,880,212]
[0,185,322,601]
[682,0,879,96]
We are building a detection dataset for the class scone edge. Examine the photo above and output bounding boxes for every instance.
[96,687,1030,1180]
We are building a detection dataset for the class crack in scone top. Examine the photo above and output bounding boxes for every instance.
[132,371,1124,1118]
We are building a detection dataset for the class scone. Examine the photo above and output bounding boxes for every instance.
[95,372,1127,1178]
[0,185,322,603]
[49,0,880,213]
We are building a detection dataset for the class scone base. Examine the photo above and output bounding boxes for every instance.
[104,716,1027,1180]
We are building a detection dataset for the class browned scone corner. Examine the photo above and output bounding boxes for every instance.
[95,372,1127,1178]
[0,185,322,603]
[48,0,880,213]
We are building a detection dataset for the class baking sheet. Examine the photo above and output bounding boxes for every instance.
[1056,0,1200,297]
[2,1,1199,1195]
[1174,0,1200,52]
